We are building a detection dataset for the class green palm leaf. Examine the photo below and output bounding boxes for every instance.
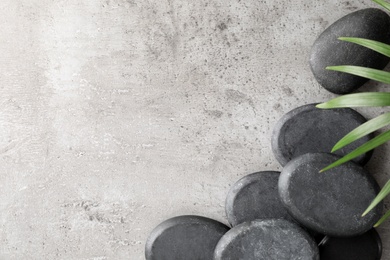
[316,92,390,108]
[374,209,390,227]
[317,0,390,227]
[320,129,390,172]
[331,112,390,152]
[326,66,390,84]
[372,0,390,12]
[362,178,390,217]
[338,37,390,57]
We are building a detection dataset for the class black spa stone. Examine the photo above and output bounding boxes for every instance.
[225,171,294,226]
[279,153,382,237]
[310,8,390,94]
[271,104,372,166]
[319,229,382,260]
[213,219,319,260]
[145,215,229,260]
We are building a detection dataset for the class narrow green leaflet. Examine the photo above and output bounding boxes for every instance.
[372,0,390,12]
[320,130,390,172]
[339,37,390,57]
[326,66,390,84]
[374,209,390,227]
[316,92,390,108]
[362,178,390,217]
[331,112,390,152]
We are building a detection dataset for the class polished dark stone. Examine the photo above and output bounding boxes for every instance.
[279,153,382,237]
[310,8,390,94]
[271,104,372,166]
[319,229,382,260]
[214,219,319,260]
[225,171,294,226]
[145,215,229,260]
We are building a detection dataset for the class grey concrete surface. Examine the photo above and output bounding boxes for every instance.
[0,0,389,259]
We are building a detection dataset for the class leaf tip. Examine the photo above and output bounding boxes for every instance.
[325,66,340,71]
[320,165,333,172]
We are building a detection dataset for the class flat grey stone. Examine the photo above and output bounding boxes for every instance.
[271,104,372,166]
[214,219,319,260]
[310,8,390,94]
[279,153,382,237]
[319,228,382,260]
[145,215,229,260]
[225,171,294,226]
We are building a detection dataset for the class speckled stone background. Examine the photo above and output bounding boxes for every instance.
[1,0,389,259]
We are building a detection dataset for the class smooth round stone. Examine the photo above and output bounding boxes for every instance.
[279,153,382,237]
[214,219,319,260]
[319,229,382,260]
[225,171,294,226]
[145,215,229,260]
[271,104,372,166]
[310,8,390,94]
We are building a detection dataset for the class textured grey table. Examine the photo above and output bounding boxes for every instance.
[1,0,389,259]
